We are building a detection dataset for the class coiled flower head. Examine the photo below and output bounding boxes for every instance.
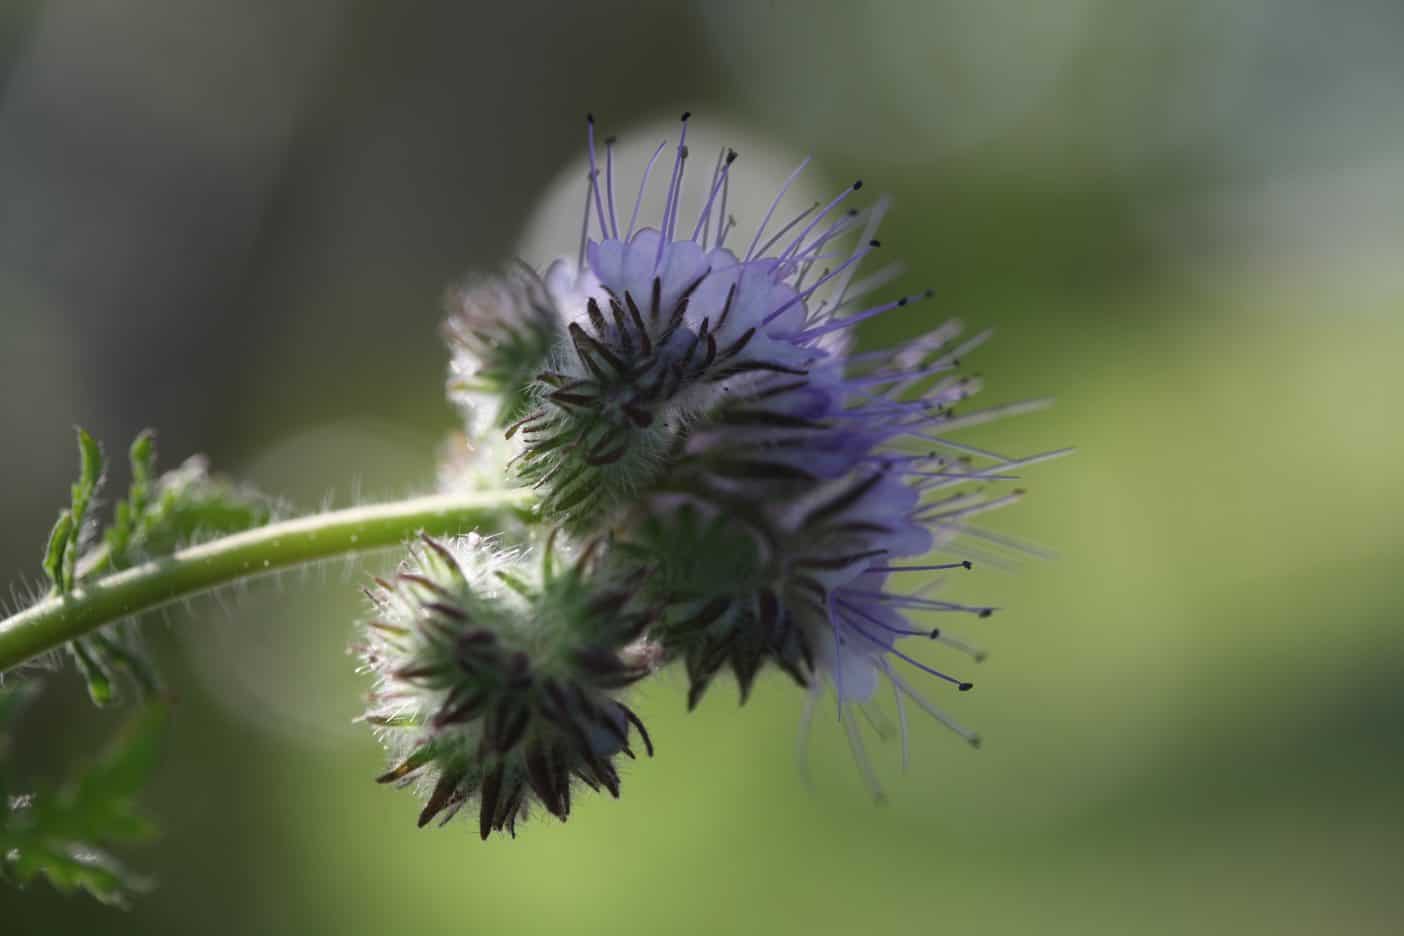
[360,533,657,837]
[429,112,1065,803]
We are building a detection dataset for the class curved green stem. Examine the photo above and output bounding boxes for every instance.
[0,490,533,673]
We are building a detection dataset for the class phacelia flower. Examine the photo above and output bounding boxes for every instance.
[359,533,657,837]
[437,112,1064,799]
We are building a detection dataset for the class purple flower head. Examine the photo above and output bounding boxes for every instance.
[507,114,925,527]
[493,114,1066,792]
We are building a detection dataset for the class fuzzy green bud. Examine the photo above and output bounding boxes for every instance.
[360,533,657,838]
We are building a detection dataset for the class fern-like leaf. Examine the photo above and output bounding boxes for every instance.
[0,688,165,908]
[41,428,276,705]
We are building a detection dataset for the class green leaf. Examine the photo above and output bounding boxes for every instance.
[59,432,272,706]
[103,430,157,567]
[42,509,74,593]
[130,454,275,559]
[62,428,106,591]
[5,846,150,909]
[128,431,156,491]
[1,701,166,908]
[73,427,104,508]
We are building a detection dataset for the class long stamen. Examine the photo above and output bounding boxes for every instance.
[577,166,594,269]
[866,561,973,573]
[586,114,609,241]
[842,704,885,803]
[777,180,863,265]
[825,591,848,717]
[716,157,734,247]
[842,613,973,690]
[846,589,995,617]
[690,147,738,244]
[891,670,911,770]
[699,147,724,248]
[883,661,981,747]
[626,140,668,240]
[751,201,821,262]
[795,289,934,341]
[775,209,867,283]
[830,196,890,309]
[745,157,812,261]
[762,241,880,326]
[604,135,619,238]
[655,112,691,270]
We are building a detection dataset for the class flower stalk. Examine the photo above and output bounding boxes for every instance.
[0,490,532,673]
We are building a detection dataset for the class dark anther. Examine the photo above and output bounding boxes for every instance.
[958,682,974,692]
[978,609,993,618]
[853,179,864,190]
[897,297,908,307]
[962,560,973,570]
[681,111,691,121]
[929,628,941,639]
[725,148,738,164]
[869,239,881,248]
[586,112,595,124]
[605,135,617,145]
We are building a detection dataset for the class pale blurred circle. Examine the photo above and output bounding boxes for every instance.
[515,112,833,265]
[184,421,439,750]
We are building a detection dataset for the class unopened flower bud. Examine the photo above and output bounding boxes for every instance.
[444,262,567,436]
[359,533,656,838]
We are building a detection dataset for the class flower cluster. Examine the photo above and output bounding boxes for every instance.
[363,113,1061,832]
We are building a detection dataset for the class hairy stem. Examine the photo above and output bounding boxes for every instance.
[0,490,533,673]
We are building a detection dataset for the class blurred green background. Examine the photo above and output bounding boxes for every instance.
[2,1,1402,933]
